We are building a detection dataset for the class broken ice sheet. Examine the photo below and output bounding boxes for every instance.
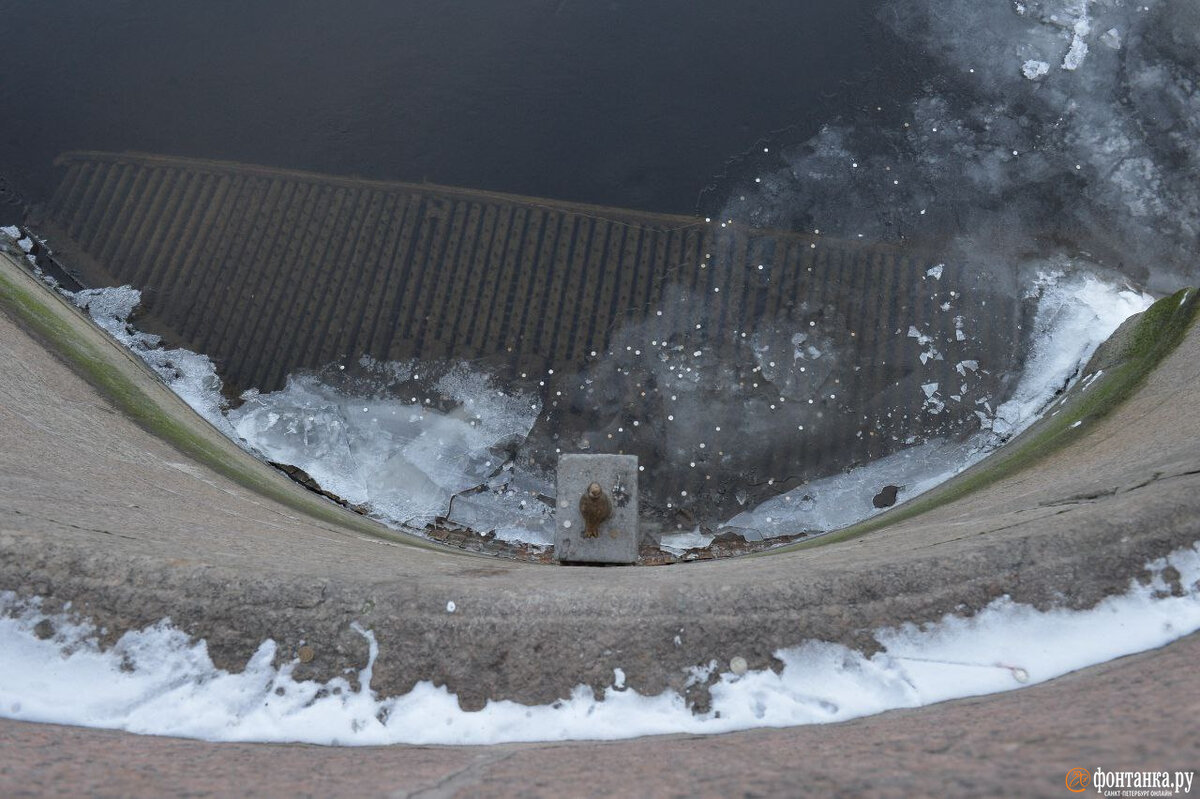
[228,368,543,530]
[658,529,716,555]
[443,467,556,546]
[727,437,977,539]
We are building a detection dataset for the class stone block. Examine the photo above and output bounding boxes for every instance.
[555,454,639,564]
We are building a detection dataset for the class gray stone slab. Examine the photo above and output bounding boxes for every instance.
[555,454,639,563]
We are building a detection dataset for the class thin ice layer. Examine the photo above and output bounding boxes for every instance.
[728,267,1153,539]
[725,0,1200,293]
[228,368,544,529]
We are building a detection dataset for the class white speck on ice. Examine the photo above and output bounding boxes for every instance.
[926,264,944,280]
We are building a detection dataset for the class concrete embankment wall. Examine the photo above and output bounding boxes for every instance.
[40,152,948,395]
[1,250,1198,708]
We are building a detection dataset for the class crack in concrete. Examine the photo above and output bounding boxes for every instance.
[1040,487,1119,507]
[18,512,138,541]
[913,509,1067,548]
[398,749,520,799]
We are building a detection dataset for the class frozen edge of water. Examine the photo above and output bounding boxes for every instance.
[66,266,1155,550]
[0,229,1158,551]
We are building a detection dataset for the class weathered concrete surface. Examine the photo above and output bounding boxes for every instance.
[1,633,1197,798]
[1,250,1199,715]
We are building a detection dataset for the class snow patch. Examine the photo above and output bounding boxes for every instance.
[2,543,1198,745]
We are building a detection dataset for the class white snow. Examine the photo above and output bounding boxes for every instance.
[2,542,1198,745]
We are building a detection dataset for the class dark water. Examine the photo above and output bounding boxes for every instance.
[7,0,1198,541]
[0,0,921,222]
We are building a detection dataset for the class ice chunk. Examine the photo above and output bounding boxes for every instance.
[907,325,932,345]
[229,368,543,529]
[71,286,141,329]
[728,437,976,537]
[659,529,716,555]
[1022,59,1050,79]
[1061,35,1088,71]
